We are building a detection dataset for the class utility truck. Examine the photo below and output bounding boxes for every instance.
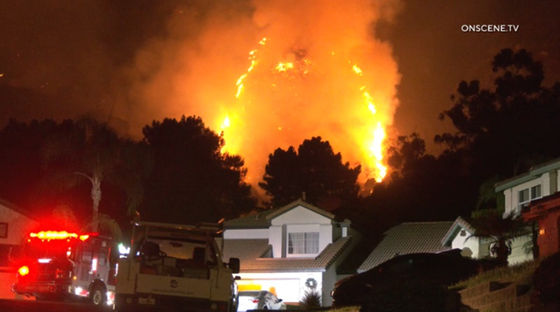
[11,230,117,307]
[115,221,240,312]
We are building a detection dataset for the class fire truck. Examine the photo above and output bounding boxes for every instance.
[115,221,240,312]
[11,230,117,307]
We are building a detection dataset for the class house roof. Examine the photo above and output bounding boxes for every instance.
[358,221,453,272]
[224,199,337,229]
[0,197,34,220]
[223,236,353,272]
[441,216,477,247]
[495,157,560,192]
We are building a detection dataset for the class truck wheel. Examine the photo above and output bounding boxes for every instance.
[90,284,106,306]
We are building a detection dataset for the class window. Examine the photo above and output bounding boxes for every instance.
[531,185,542,199]
[0,223,7,238]
[288,232,319,255]
[518,185,542,209]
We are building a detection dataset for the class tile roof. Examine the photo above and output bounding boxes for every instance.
[358,221,453,272]
[223,211,274,229]
[224,199,337,229]
[223,236,353,272]
[222,239,272,263]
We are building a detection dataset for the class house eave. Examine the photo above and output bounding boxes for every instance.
[495,157,560,192]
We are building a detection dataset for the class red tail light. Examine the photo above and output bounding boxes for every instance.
[251,299,259,303]
[18,266,30,276]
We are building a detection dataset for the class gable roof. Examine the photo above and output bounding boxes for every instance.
[224,199,336,229]
[0,197,34,220]
[441,216,477,247]
[358,221,453,272]
[223,236,353,272]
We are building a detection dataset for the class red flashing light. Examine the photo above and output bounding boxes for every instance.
[18,266,30,276]
[28,231,95,241]
[30,231,78,240]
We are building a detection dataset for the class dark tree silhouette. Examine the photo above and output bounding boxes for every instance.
[259,136,360,209]
[0,119,59,209]
[436,48,560,181]
[42,116,151,231]
[141,116,256,225]
[362,133,472,231]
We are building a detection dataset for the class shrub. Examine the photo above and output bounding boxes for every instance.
[533,252,560,304]
[300,288,321,309]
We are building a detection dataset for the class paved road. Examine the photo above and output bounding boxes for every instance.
[0,298,113,312]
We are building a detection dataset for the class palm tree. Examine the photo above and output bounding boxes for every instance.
[467,209,529,266]
[42,116,152,231]
[52,205,122,240]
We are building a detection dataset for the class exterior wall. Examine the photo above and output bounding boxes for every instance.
[538,210,560,258]
[223,228,269,239]
[508,234,533,265]
[269,225,283,258]
[0,203,38,300]
[236,271,323,305]
[0,205,37,246]
[500,166,560,218]
[451,229,480,258]
[322,265,337,307]
[450,229,498,260]
[270,206,333,259]
[270,207,332,226]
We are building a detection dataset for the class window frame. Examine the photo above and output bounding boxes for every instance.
[518,184,543,210]
[286,231,319,257]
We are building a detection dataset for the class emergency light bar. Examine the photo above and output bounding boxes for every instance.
[29,231,93,241]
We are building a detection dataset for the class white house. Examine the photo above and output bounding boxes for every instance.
[495,158,560,218]
[492,159,560,264]
[441,216,492,260]
[0,198,38,299]
[222,199,360,307]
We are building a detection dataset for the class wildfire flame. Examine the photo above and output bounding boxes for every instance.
[125,1,401,190]
[219,38,389,183]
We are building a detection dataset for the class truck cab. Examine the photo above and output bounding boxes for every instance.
[115,221,240,312]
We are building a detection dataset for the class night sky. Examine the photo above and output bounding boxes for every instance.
[1,0,559,155]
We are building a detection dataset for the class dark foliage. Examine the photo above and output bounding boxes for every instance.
[533,252,560,304]
[259,136,360,209]
[361,48,560,233]
[141,115,256,225]
[299,289,321,309]
[436,48,560,182]
[362,134,476,230]
[0,118,136,225]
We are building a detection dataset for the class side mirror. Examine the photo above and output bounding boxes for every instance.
[228,257,240,273]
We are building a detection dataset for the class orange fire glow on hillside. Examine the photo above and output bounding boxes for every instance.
[218,37,391,183]
[125,0,402,191]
